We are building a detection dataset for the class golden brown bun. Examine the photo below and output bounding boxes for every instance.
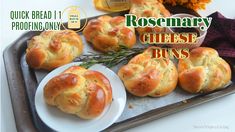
[178,47,231,93]
[26,30,83,70]
[44,66,112,119]
[83,15,136,52]
[129,0,171,34]
[118,47,178,97]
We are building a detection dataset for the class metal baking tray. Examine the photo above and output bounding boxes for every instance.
[3,5,235,132]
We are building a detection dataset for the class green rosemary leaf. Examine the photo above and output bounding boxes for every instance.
[75,46,145,68]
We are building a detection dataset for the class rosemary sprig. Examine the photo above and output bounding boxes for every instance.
[75,46,145,68]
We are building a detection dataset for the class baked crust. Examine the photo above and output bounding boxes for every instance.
[178,47,231,93]
[129,0,171,34]
[26,30,83,70]
[118,47,178,97]
[44,66,112,119]
[83,15,136,52]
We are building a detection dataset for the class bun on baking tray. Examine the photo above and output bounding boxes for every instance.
[178,47,231,93]
[118,47,178,97]
[44,66,112,119]
[129,0,171,34]
[26,30,83,70]
[83,15,136,52]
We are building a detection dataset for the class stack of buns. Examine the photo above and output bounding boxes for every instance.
[25,7,232,120]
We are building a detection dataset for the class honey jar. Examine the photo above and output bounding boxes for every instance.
[93,0,130,12]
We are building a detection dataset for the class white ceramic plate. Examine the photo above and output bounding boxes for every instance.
[35,62,126,132]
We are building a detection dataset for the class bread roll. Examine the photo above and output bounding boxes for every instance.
[178,47,231,93]
[44,66,112,119]
[118,47,178,97]
[129,0,171,34]
[83,15,136,52]
[26,30,83,70]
